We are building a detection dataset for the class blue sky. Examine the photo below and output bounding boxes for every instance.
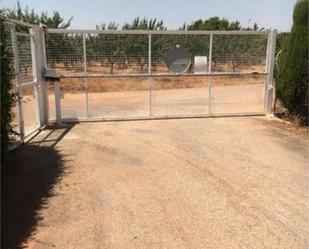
[1,0,296,31]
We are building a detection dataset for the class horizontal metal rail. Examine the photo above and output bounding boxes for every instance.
[8,125,44,151]
[24,126,41,139]
[47,29,270,35]
[5,19,40,28]
[51,112,266,124]
[16,32,31,37]
[19,80,38,87]
[14,81,38,93]
[59,72,268,79]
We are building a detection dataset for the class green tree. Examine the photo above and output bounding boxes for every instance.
[92,18,167,73]
[122,17,166,30]
[0,15,17,161]
[187,17,241,31]
[122,18,165,72]
[276,0,308,124]
[4,1,72,28]
[96,22,119,31]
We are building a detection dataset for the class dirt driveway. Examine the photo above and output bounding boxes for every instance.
[3,117,308,249]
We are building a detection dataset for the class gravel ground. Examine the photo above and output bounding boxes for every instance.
[5,117,308,249]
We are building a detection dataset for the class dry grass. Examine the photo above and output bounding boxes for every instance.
[51,75,265,93]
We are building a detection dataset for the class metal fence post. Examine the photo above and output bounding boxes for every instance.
[148,33,152,116]
[83,34,89,117]
[265,30,277,115]
[40,26,49,124]
[30,28,41,129]
[10,25,25,142]
[264,31,271,113]
[208,33,213,115]
[54,81,62,125]
[30,27,49,127]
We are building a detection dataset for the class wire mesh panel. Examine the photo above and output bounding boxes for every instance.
[46,32,150,119]
[85,34,150,118]
[47,80,86,120]
[212,34,268,73]
[210,75,266,114]
[21,84,39,133]
[17,34,34,83]
[45,30,272,121]
[45,33,85,119]
[150,34,210,115]
[87,78,149,118]
[208,33,268,114]
[151,76,209,116]
[59,78,87,119]
[86,34,149,75]
[46,33,84,74]
[16,32,39,134]
[4,21,41,145]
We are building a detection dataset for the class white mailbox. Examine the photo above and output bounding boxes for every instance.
[194,56,208,74]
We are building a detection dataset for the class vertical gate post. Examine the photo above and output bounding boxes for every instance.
[10,25,25,142]
[30,26,49,126]
[83,34,89,117]
[54,81,62,125]
[265,30,277,115]
[30,28,41,129]
[148,33,152,116]
[208,33,213,115]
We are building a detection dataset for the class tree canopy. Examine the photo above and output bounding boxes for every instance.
[187,17,241,30]
[3,1,72,28]
[0,15,17,159]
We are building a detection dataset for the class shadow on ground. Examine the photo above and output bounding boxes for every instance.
[1,124,74,249]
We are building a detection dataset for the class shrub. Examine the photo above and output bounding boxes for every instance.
[1,16,17,162]
[276,0,308,125]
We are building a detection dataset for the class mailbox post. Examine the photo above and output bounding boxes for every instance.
[44,68,62,125]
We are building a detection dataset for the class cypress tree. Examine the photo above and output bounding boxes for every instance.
[276,0,308,124]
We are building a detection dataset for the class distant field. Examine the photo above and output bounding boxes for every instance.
[48,63,265,93]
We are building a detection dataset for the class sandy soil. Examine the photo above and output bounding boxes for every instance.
[4,117,308,249]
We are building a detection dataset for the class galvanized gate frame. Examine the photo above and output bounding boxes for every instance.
[6,19,48,146]
[6,19,277,129]
[46,28,277,123]
[265,30,277,114]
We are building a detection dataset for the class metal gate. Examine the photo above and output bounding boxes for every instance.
[5,20,47,147]
[45,29,276,122]
[5,19,277,128]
